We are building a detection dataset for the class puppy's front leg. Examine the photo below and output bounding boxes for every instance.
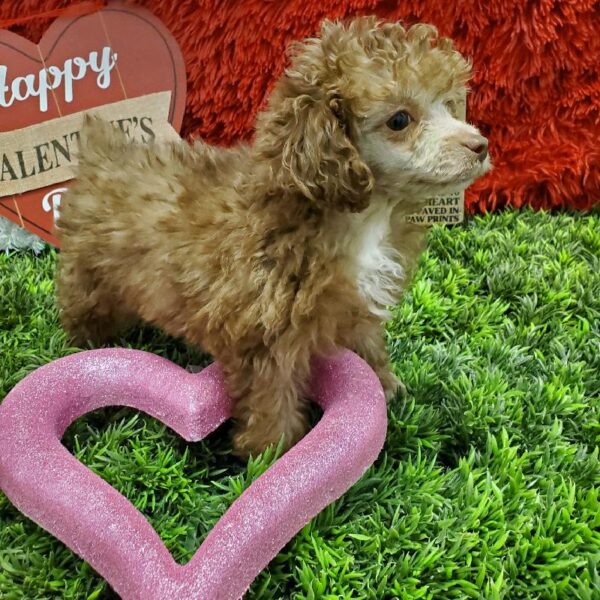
[227,347,311,457]
[342,318,405,401]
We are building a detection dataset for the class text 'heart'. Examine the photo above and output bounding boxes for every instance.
[0,349,386,599]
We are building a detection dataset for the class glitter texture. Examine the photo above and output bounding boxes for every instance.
[0,348,386,599]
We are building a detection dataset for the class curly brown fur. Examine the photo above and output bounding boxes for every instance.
[56,17,491,456]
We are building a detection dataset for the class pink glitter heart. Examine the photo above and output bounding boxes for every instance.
[0,349,386,599]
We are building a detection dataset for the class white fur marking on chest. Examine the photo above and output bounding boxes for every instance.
[342,200,404,318]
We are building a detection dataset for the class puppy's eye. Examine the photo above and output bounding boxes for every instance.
[386,110,412,131]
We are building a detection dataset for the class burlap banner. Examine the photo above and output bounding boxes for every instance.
[0,91,180,198]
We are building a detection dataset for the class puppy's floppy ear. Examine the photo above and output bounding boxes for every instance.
[281,90,373,212]
[255,29,373,212]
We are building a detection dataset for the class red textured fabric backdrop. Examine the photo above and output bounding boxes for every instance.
[3,0,599,213]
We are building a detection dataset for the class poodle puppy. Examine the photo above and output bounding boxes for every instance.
[56,17,491,456]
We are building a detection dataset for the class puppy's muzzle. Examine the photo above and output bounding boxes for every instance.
[461,134,489,162]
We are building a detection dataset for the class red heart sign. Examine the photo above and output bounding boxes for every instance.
[0,2,186,246]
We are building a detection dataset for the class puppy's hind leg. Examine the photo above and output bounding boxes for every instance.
[56,259,135,347]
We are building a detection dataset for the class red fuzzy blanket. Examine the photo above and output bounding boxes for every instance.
[4,0,599,213]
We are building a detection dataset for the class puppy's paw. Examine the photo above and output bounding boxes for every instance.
[379,370,406,401]
[232,417,307,458]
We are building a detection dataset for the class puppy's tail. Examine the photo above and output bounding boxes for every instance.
[75,114,130,172]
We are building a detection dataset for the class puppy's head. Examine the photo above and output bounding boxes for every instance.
[255,17,491,211]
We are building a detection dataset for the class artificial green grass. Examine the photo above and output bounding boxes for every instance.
[1,209,599,599]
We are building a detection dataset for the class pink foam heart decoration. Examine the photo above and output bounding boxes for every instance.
[0,349,386,599]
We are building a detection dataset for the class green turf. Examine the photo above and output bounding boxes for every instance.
[1,209,599,599]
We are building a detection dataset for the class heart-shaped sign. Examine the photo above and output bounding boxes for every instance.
[0,2,186,246]
[0,349,386,599]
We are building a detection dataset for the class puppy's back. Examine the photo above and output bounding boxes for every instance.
[55,118,248,344]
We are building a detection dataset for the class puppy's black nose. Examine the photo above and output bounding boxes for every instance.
[462,135,489,162]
